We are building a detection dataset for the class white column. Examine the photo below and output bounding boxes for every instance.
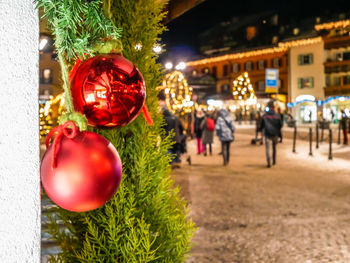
[0,1,40,262]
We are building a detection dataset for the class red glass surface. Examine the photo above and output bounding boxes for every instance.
[70,54,146,127]
[41,131,122,212]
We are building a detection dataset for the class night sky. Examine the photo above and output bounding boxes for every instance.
[160,0,350,63]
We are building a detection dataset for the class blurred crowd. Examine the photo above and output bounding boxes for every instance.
[160,99,288,168]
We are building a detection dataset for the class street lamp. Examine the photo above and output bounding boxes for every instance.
[165,62,173,70]
[175,61,186,70]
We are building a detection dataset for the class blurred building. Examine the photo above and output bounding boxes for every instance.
[321,20,350,121]
[187,46,288,104]
[286,37,325,123]
[186,16,350,123]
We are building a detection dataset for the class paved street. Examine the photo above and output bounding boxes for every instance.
[173,128,350,263]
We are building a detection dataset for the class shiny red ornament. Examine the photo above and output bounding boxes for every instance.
[40,122,122,212]
[70,54,146,127]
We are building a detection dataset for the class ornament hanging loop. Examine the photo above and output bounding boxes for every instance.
[45,121,79,168]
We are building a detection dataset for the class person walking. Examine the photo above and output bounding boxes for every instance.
[260,100,283,168]
[194,109,205,154]
[215,108,235,166]
[201,113,215,156]
[162,107,184,164]
[340,110,348,145]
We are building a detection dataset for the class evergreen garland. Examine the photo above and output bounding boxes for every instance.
[37,0,195,262]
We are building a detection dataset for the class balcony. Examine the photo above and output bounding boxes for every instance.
[324,59,350,74]
[324,84,350,96]
[324,35,350,49]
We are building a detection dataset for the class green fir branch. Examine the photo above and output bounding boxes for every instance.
[39,0,195,262]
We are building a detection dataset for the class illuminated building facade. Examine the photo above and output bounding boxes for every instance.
[186,46,289,106]
[186,18,350,123]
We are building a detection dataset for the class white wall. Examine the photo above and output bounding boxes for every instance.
[0,1,40,262]
[289,40,325,102]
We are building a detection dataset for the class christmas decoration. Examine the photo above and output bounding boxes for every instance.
[41,121,122,212]
[232,72,256,101]
[70,54,146,127]
[37,0,194,261]
[161,70,193,115]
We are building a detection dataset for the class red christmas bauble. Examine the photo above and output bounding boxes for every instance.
[70,54,146,127]
[41,129,122,212]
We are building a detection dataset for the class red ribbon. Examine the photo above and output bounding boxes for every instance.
[142,104,153,125]
[45,121,78,169]
[69,55,153,126]
[69,57,82,82]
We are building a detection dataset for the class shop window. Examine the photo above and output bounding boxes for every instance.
[232,63,240,73]
[223,64,228,76]
[257,60,266,70]
[272,58,280,68]
[41,68,52,84]
[245,61,253,72]
[298,54,313,65]
[298,77,314,89]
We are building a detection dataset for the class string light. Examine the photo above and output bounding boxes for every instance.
[134,43,142,51]
[315,19,350,31]
[278,37,322,48]
[187,47,287,66]
[160,71,193,114]
[186,37,322,67]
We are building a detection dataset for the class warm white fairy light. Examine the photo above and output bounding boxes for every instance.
[232,72,256,102]
[134,43,142,51]
[161,70,193,114]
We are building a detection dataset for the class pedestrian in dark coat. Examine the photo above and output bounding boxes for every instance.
[162,107,184,163]
[194,109,205,154]
[260,100,283,168]
[200,113,215,156]
[340,110,348,145]
[215,109,235,165]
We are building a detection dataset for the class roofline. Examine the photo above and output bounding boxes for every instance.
[187,37,322,66]
[315,19,350,31]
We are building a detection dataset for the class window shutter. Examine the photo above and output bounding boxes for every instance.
[310,77,314,88]
[309,54,313,64]
[298,55,302,65]
[298,78,302,89]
